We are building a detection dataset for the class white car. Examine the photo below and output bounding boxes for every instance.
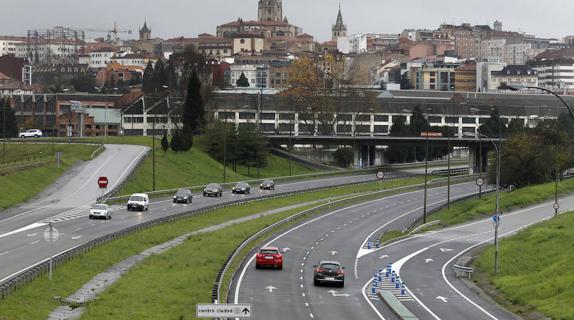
[127,193,149,211]
[89,204,112,220]
[19,129,43,138]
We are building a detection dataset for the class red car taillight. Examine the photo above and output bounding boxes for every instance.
[337,269,344,275]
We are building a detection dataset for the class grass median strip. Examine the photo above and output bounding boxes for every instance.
[0,176,425,320]
[474,211,574,320]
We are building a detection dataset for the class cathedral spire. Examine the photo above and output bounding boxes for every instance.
[332,4,347,40]
[336,4,344,26]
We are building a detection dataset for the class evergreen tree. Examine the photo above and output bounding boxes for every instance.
[161,132,169,153]
[400,72,412,90]
[167,61,178,92]
[183,70,205,135]
[0,99,17,138]
[236,72,250,87]
[153,59,168,93]
[142,61,155,94]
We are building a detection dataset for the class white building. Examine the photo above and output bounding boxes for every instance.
[349,34,368,53]
[89,48,116,69]
[14,39,82,64]
[111,52,149,69]
[534,62,574,91]
[0,36,26,57]
[476,61,506,92]
[230,64,258,87]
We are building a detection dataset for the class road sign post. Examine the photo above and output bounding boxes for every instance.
[376,171,385,181]
[98,177,109,199]
[43,222,59,283]
[196,303,252,318]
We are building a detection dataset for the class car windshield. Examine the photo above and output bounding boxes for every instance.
[262,180,273,184]
[320,263,340,271]
[207,184,219,189]
[176,190,190,196]
[235,183,247,188]
[129,196,144,202]
[93,204,107,210]
[260,249,279,255]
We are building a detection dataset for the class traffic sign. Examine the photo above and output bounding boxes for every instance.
[476,178,484,187]
[43,224,59,243]
[553,202,560,210]
[376,171,385,180]
[492,214,501,224]
[98,177,109,189]
[196,304,251,318]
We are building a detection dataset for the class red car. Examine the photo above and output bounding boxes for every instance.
[255,247,283,269]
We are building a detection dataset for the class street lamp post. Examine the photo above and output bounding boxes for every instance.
[422,107,432,224]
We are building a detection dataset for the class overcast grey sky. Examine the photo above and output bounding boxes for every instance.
[0,0,570,42]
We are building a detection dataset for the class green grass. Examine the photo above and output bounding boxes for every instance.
[0,176,427,320]
[0,143,53,165]
[0,144,99,211]
[425,178,574,228]
[475,211,574,320]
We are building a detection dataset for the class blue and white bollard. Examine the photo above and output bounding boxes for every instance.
[375,239,381,248]
[391,271,396,283]
[371,282,377,295]
[401,283,406,295]
[386,263,392,277]
[377,269,383,282]
[367,239,372,250]
[395,276,401,289]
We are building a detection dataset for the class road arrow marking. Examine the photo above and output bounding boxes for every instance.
[440,248,453,252]
[379,255,389,259]
[330,251,338,256]
[242,307,250,315]
[425,258,434,263]
[328,290,350,297]
[265,286,277,293]
[282,248,290,252]
[436,296,448,303]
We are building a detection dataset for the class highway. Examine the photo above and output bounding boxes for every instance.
[233,180,574,320]
[0,153,420,286]
[232,182,482,320]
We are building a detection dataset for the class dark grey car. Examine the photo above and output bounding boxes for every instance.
[260,179,275,190]
[173,189,193,203]
[313,261,345,287]
[232,182,251,194]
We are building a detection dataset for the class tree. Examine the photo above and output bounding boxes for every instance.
[71,75,96,93]
[400,72,412,90]
[166,61,178,92]
[479,107,507,138]
[161,132,169,153]
[153,59,168,93]
[333,148,354,168]
[204,121,238,169]
[0,99,17,138]
[183,70,205,135]
[237,123,268,174]
[142,61,155,94]
[236,72,250,87]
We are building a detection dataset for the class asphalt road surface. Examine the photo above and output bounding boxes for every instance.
[233,182,482,320]
[0,157,425,285]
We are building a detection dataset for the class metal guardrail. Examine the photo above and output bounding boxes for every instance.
[431,167,470,176]
[453,265,474,279]
[217,175,476,304]
[0,173,409,301]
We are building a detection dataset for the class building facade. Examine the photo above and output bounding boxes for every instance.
[258,0,283,22]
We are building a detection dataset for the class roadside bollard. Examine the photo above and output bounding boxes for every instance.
[371,282,377,295]
[395,276,401,289]
[367,239,372,250]
[391,271,396,283]
[401,283,406,295]
[386,263,392,277]
[377,269,383,282]
[375,239,380,248]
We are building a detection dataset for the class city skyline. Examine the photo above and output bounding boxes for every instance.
[0,0,571,41]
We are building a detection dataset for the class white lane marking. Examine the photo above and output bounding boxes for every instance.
[300,284,303,288]
[302,293,306,297]
[72,235,82,240]
[361,278,387,320]
[309,313,314,318]
[26,233,37,237]
[0,251,8,256]
[305,302,309,307]
[30,240,40,245]
[436,296,448,303]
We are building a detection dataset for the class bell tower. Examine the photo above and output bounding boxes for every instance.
[258,0,283,22]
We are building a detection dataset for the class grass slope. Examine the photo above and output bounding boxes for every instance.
[475,212,574,320]
[0,144,99,211]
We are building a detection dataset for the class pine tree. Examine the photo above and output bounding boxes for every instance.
[161,132,169,153]
[236,72,250,87]
[183,70,205,135]
[167,61,177,92]
[170,130,180,152]
[153,59,168,93]
[0,99,17,138]
[143,61,155,94]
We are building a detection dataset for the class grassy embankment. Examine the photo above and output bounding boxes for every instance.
[0,143,99,211]
[0,176,426,320]
[474,211,574,320]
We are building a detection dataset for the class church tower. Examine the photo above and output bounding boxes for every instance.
[332,5,347,40]
[258,0,283,22]
[139,20,151,41]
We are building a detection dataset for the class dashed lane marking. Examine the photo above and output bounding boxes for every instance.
[30,240,40,245]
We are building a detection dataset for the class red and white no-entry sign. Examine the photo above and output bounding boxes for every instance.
[98,177,109,189]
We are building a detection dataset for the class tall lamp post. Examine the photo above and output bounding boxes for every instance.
[421,107,432,224]
[500,84,574,216]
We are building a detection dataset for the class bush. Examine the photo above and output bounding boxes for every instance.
[333,148,354,168]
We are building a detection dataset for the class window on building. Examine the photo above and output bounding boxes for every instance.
[374,115,388,122]
[260,112,275,120]
[239,112,256,120]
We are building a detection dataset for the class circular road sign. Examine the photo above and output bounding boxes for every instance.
[476,178,485,187]
[553,202,560,210]
[43,225,60,243]
[376,171,385,180]
[98,176,109,189]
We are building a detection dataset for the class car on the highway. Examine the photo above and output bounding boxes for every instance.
[89,203,112,220]
[255,246,283,269]
[232,182,251,194]
[259,179,275,190]
[173,188,193,203]
[203,183,223,197]
[313,261,345,287]
[19,129,43,138]
[127,193,149,211]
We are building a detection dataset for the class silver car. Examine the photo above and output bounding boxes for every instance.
[89,204,112,220]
